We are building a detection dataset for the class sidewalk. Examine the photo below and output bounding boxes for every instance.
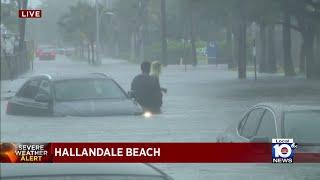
[100,57,129,65]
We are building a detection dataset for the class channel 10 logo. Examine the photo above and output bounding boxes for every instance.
[272,139,297,163]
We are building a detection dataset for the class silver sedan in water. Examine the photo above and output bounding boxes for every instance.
[6,73,143,117]
[217,103,320,149]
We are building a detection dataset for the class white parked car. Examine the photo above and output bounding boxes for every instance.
[217,103,320,152]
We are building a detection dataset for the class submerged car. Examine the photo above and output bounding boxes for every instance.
[217,103,320,151]
[1,163,174,180]
[6,73,143,116]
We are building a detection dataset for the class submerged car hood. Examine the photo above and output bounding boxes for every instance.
[53,98,143,116]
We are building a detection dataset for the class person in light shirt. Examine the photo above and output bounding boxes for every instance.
[150,61,167,94]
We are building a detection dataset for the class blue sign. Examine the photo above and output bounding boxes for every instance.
[206,41,217,59]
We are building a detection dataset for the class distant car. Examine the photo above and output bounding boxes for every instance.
[64,47,75,56]
[55,48,66,55]
[38,48,56,60]
[6,73,143,117]
[36,45,54,57]
[1,163,174,180]
[35,48,42,57]
[216,103,320,152]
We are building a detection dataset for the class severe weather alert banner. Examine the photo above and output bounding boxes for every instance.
[1,142,319,163]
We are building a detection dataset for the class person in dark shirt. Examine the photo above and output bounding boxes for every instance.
[131,61,162,113]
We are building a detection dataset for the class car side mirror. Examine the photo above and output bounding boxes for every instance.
[35,94,50,103]
[250,136,270,143]
[127,91,135,99]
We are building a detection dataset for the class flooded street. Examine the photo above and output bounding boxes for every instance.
[1,55,320,179]
[2,0,320,179]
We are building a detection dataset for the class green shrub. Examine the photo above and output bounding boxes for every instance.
[145,40,206,64]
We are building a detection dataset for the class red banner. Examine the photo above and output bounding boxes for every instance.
[18,10,42,18]
[51,143,271,163]
[1,142,319,163]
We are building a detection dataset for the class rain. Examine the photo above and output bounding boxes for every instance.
[1,0,320,179]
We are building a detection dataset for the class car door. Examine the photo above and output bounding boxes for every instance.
[11,79,40,115]
[34,79,52,116]
[237,108,266,141]
[255,109,278,141]
[12,79,50,116]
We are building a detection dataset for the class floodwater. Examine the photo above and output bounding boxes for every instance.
[1,55,320,180]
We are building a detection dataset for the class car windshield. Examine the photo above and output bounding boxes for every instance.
[54,79,126,101]
[2,176,165,180]
[284,110,320,143]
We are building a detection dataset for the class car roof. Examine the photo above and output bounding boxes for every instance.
[254,103,320,113]
[0,163,167,178]
[31,73,112,81]
[253,103,320,123]
[240,103,320,137]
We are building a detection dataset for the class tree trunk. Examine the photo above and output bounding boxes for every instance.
[299,38,306,73]
[259,22,267,73]
[233,1,247,79]
[282,8,295,76]
[139,38,145,63]
[88,43,91,64]
[138,0,147,63]
[130,32,136,61]
[189,0,197,66]
[238,21,247,79]
[267,24,277,73]
[231,21,238,69]
[114,31,120,57]
[81,43,84,57]
[79,44,82,57]
[160,0,168,66]
[91,41,95,64]
[317,32,320,63]
[316,34,320,66]
[226,22,234,69]
[18,0,28,52]
[115,41,119,57]
[304,29,317,79]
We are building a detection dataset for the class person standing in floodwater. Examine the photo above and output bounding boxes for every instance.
[131,61,162,113]
[150,61,167,94]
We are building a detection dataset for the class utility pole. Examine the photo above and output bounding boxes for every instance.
[95,0,101,65]
[17,0,28,52]
[138,0,147,63]
[160,0,167,66]
[253,39,257,80]
[252,22,258,81]
[189,0,197,67]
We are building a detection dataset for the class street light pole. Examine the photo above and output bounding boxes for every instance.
[160,0,167,66]
[253,39,257,81]
[95,0,101,65]
[138,0,146,63]
[252,22,258,81]
[18,0,28,52]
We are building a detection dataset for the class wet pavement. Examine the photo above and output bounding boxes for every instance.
[1,55,320,179]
